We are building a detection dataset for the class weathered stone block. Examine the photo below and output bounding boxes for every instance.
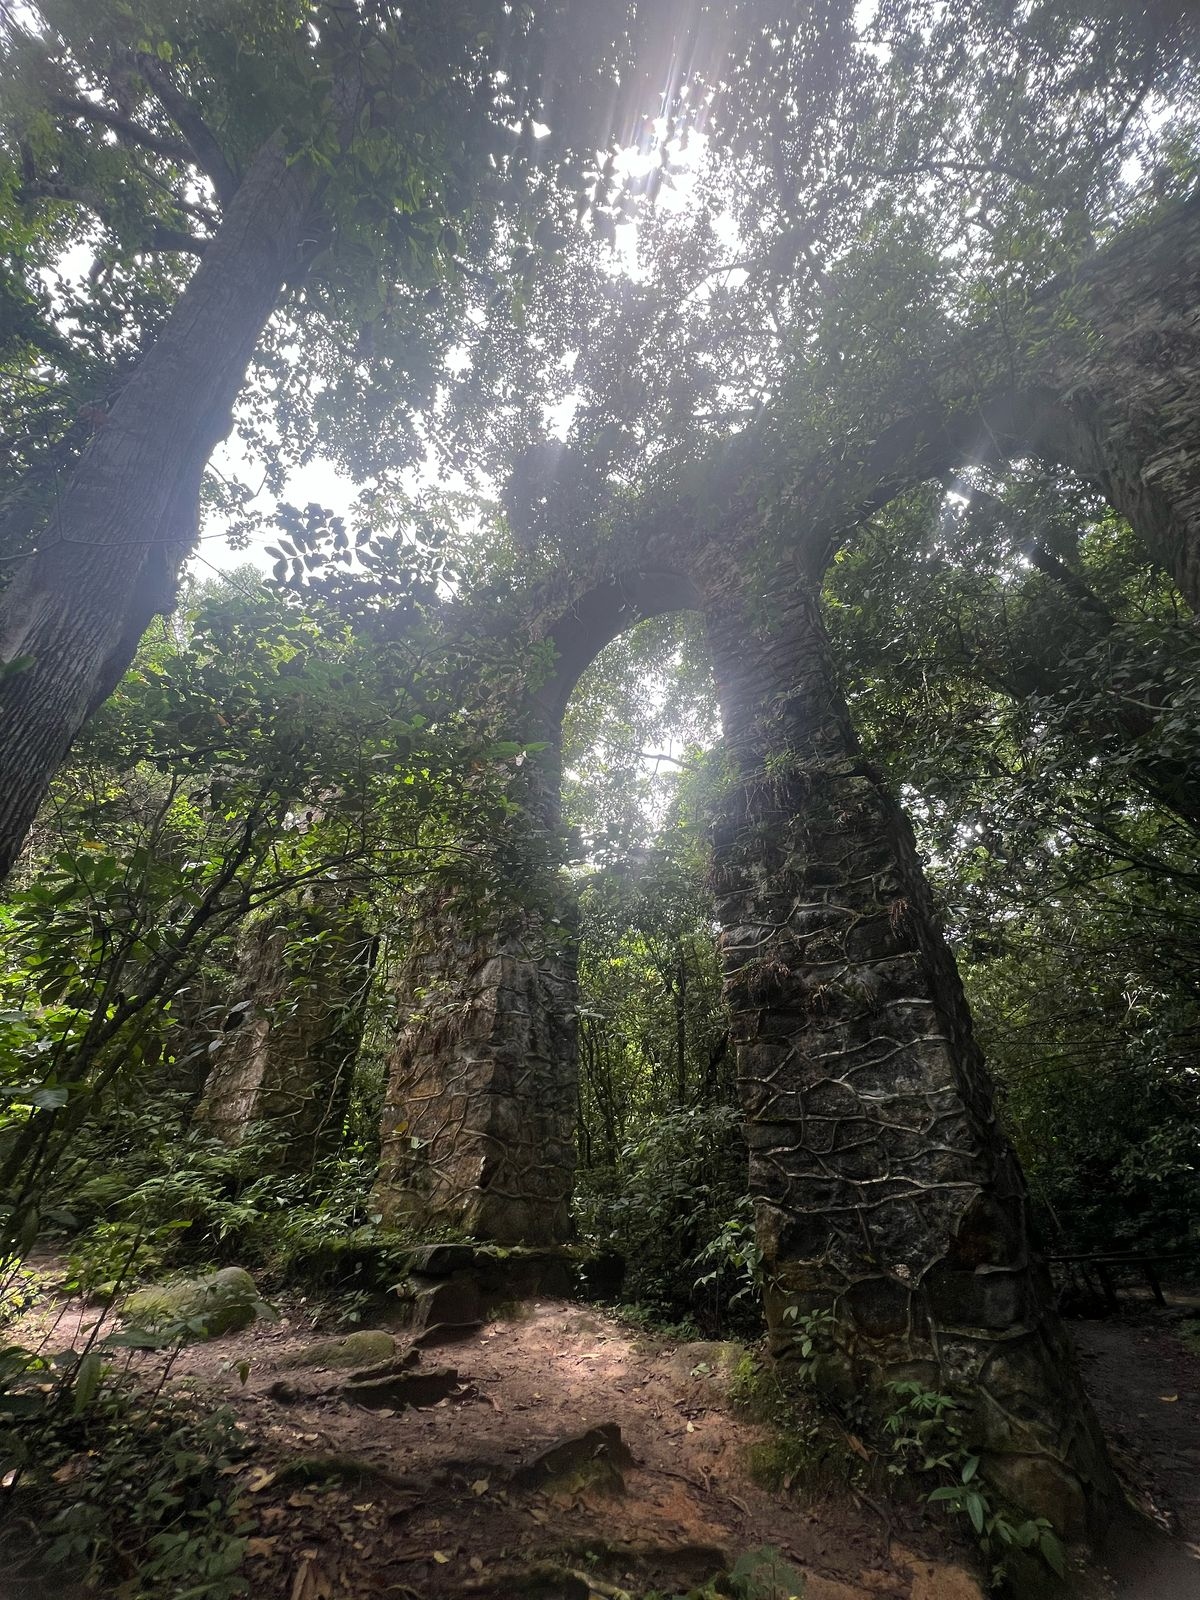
[121,1266,260,1339]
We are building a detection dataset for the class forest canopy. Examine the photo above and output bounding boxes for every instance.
[1,2,1200,1596]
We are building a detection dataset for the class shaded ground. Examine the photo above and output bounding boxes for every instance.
[7,1275,1200,1598]
[5,1277,980,1600]
[1071,1307,1200,1599]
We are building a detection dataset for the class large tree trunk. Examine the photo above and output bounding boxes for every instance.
[700,553,1117,1540]
[0,132,319,880]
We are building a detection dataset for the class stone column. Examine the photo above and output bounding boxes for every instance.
[375,885,578,1245]
[375,728,579,1247]
[194,892,369,1168]
[702,559,1115,1538]
[371,567,705,1248]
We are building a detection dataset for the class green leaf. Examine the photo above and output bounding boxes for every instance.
[1039,1529,1067,1577]
[72,1349,104,1413]
[966,1490,986,1534]
[31,1086,69,1111]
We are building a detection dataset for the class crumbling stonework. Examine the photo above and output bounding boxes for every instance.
[373,576,701,1248]
[195,892,370,1167]
[360,200,1200,1535]
[700,556,1116,1537]
[1013,198,1200,615]
[375,884,579,1245]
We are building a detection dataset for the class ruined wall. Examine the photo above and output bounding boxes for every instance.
[355,199,1200,1529]
[699,553,1115,1538]
[1019,201,1200,613]
[375,884,579,1245]
[195,892,369,1168]
[373,572,702,1247]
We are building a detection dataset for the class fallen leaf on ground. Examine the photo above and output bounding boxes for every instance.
[289,1553,333,1600]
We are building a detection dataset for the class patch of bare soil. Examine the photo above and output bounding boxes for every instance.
[6,1278,983,1600]
[1071,1309,1200,1600]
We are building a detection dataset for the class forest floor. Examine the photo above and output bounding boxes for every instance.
[1072,1305,1200,1598]
[4,1273,1200,1600]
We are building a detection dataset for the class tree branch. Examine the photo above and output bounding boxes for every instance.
[49,93,196,168]
[135,53,240,208]
[20,179,208,254]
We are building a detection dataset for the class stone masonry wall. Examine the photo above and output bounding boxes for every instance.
[375,886,579,1246]
[699,552,1116,1538]
[195,894,368,1168]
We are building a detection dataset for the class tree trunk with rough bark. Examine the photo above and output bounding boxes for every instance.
[0,133,318,881]
[701,556,1117,1540]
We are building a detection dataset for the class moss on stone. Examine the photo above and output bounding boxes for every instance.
[276,1329,396,1370]
[121,1266,260,1339]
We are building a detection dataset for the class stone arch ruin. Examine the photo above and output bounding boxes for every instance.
[375,526,1121,1535]
[192,196,1200,1538]
[370,198,1200,1537]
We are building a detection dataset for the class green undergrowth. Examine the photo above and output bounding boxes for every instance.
[726,1316,1068,1595]
[40,1104,448,1316]
[1,1344,250,1599]
[727,1349,867,1502]
[610,1301,706,1342]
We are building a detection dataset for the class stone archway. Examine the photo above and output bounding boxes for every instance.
[373,544,1116,1535]
[363,195,1200,1536]
[374,568,703,1247]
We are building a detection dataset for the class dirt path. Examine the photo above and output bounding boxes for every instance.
[1072,1312,1200,1600]
[7,1284,980,1600]
[12,1277,1200,1600]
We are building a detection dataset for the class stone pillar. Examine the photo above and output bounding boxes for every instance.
[375,879,579,1246]
[1025,200,1200,615]
[375,717,579,1247]
[195,892,369,1168]
[371,568,705,1248]
[702,560,1115,1538]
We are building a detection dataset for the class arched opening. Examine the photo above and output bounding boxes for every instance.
[375,552,1116,1534]
[374,568,709,1250]
[558,608,744,1328]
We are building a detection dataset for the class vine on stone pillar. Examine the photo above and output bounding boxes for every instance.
[702,559,1116,1539]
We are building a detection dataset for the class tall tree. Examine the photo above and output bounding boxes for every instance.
[0,0,723,880]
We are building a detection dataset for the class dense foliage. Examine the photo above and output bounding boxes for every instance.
[3,1,1200,1592]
